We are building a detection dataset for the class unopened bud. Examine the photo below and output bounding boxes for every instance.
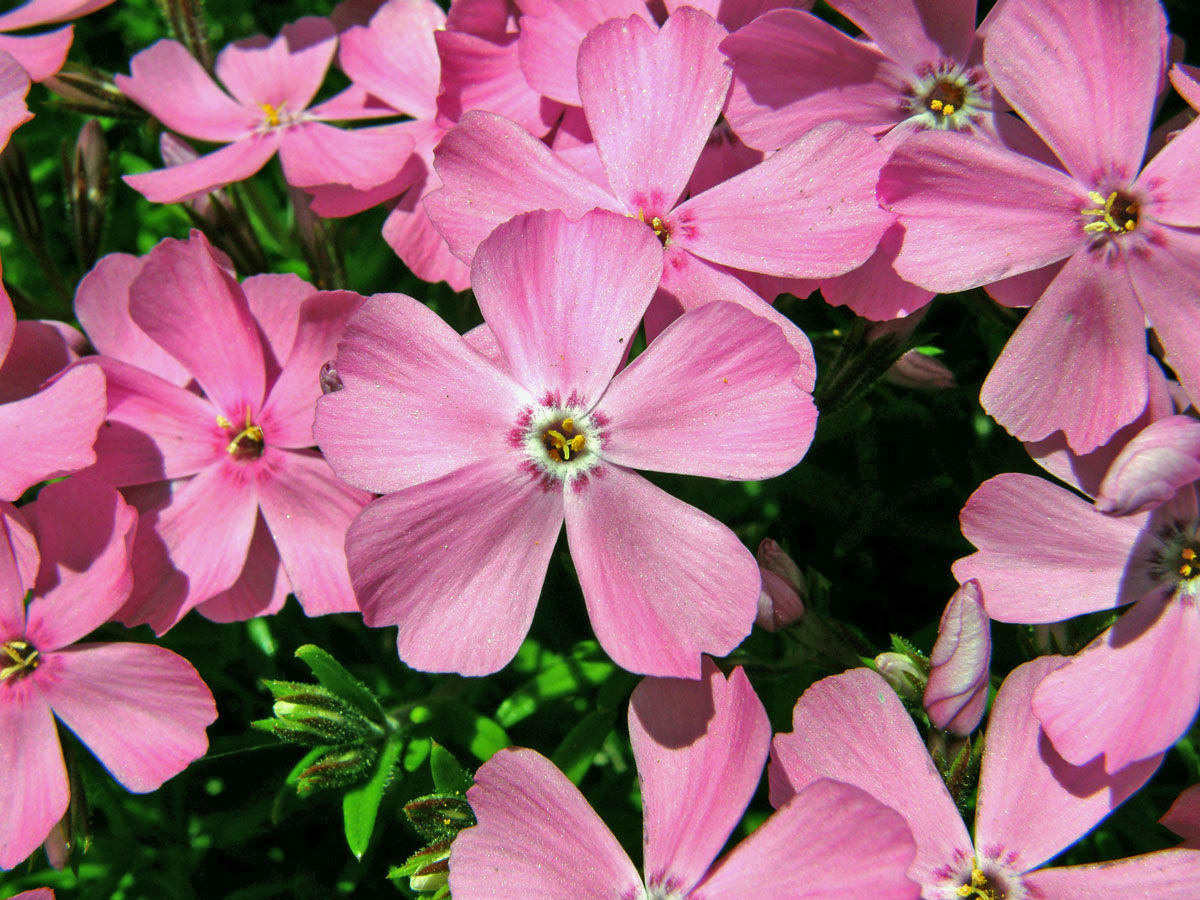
[408,841,451,893]
[874,651,928,702]
[254,680,385,746]
[155,0,214,71]
[754,539,805,630]
[404,794,475,842]
[63,120,110,270]
[924,580,990,735]
[1095,415,1200,516]
[885,349,955,391]
[320,360,343,394]
[295,744,380,796]
[45,64,144,119]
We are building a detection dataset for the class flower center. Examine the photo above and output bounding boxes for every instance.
[902,61,990,131]
[513,401,605,488]
[542,416,587,463]
[1151,519,1200,592]
[634,209,672,247]
[259,101,287,129]
[1082,189,1139,236]
[0,639,40,681]
[957,866,1008,900]
[218,408,265,461]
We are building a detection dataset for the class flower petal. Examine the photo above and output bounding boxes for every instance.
[1023,851,1200,900]
[277,121,413,191]
[214,17,335,113]
[195,511,289,622]
[0,686,66,870]
[346,457,563,676]
[833,0,977,69]
[632,661,770,896]
[1162,785,1200,847]
[40,642,215,792]
[1095,415,1200,515]
[471,208,661,407]
[564,464,759,678]
[337,0,443,118]
[123,133,281,204]
[597,301,815,479]
[1130,227,1200,413]
[449,748,642,900]
[923,580,990,735]
[0,26,72,81]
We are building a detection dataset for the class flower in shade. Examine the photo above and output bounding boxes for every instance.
[0,477,216,871]
[1162,785,1200,849]
[880,0,1200,453]
[315,208,817,677]
[116,17,414,204]
[0,279,104,501]
[449,658,919,900]
[76,231,370,631]
[771,662,1200,900]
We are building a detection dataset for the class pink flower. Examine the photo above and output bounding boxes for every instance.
[116,17,414,204]
[0,51,31,151]
[0,477,216,871]
[75,232,370,631]
[1163,785,1200,849]
[0,281,104,501]
[771,662,1200,900]
[427,7,890,341]
[923,579,990,735]
[315,208,817,677]
[880,0,1200,453]
[754,538,805,631]
[0,0,115,81]
[449,658,919,900]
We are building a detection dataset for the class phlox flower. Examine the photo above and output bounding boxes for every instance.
[771,662,1200,900]
[0,52,31,152]
[0,0,115,81]
[953,410,1200,772]
[880,0,1200,453]
[75,232,369,631]
[315,208,817,678]
[427,6,890,340]
[0,477,216,870]
[116,17,414,204]
[923,578,990,735]
[0,281,104,501]
[449,658,919,900]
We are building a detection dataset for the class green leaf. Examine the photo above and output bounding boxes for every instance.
[495,644,614,728]
[551,706,618,785]
[295,644,386,725]
[408,700,510,762]
[429,742,473,795]
[342,736,404,860]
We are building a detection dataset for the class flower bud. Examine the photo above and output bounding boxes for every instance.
[63,120,110,270]
[254,680,385,746]
[754,539,805,630]
[295,744,380,796]
[884,349,955,391]
[924,580,990,735]
[320,360,343,394]
[1095,414,1200,516]
[45,63,144,119]
[874,651,928,701]
[404,794,475,842]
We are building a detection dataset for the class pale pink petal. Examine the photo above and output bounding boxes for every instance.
[0,362,104,499]
[0,51,30,148]
[338,0,443,118]
[1172,63,1200,110]
[123,133,281,203]
[983,260,1063,309]
[0,510,26,639]
[722,10,902,149]
[304,83,397,121]
[975,656,1162,869]
[1162,785,1200,847]
[426,111,619,265]
[835,0,976,68]
[687,121,763,196]
[695,779,919,900]
[597,301,815,479]
[632,661,770,896]
[983,0,1164,183]
[449,748,643,900]
[315,292,523,493]
[241,273,315,380]
[86,357,224,485]
[1138,117,1200,229]
[578,9,728,215]
[564,464,759,678]
[277,121,413,190]
[75,252,189,384]
[1130,228,1200,410]
[40,642,215,792]
[0,322,82,398]
[1095,415,1200,515]
[1023,851,1200,900]
[819,223,935,320]
[882,132,1087,292]
[517,0,651,107]
[305,156,417,218]
[382,174,472,291]
[256,449,367,616]
[258,290,362,449]
[953,473,1152,623]
[676,121,891,279]
[129,232,266,419]
[923,580,990,735]
[668,0,806,30]
[345,457,563,676]
[0,0,114,28]
[982,251,1149,453]
[437,29,560,137]
[214,17,336,112]
[0,688,67,870]
[0,26,71,81]
[1034,595,1200,772]
[119,461,260,633]
[471,208,661,406]
[116,40,259,141]
[22,478,135,651]
[195,512,289,622]
[768,667,973,890]
[1,501,37,598]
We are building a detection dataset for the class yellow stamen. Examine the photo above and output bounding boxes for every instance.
[1182,548,1195,561]
[561,418,575,434]
[956,866,1000,900]
[568,435,585,454]
[216,414,233,429]
[1082,190,1137,234]
[930,99,943,111]
[941,103,956,116]
[0,640,39,680]
[259,102,286,127]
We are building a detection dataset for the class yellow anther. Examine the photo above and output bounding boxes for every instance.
[259,102,285,127]
[1180,563,1193,577]
[956,867,999,900]
[941,103,956,116]
[216,414,233,429]
[568,435,585,454]
[1184,548,1197,561]
[0,640,39,680]
[1082,190,1137,234]
[930,99,943,111]
[561,418,575,434]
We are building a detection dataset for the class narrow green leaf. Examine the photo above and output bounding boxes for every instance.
[551,706,617,785]
[295,644,386,725]
[429,742,472,795]
[342,737,404,860]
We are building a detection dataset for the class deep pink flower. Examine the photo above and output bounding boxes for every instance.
[75,232,369,631]
[316,208,817,677]
[450,658,919,900]
[0,478,216,870]
[923,578,990,735]
[427,7,890,341]
[0,282,104,501]
[0,0,115,81]
[116,17,414,204]
[771,663,1200,899]
[880,0,1200,453]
